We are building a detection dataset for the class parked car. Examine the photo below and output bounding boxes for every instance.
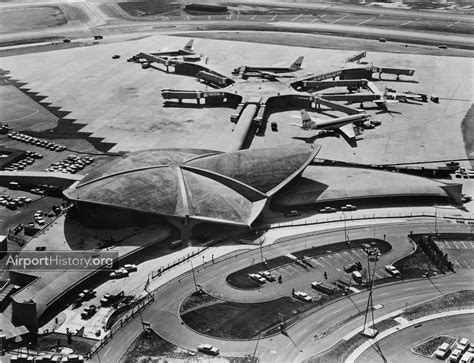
[81,305,97,319]
[385,265,401,276]
[197,343,219,356]
[434,342,451,359]
[293,291,313,303]
[109,268,129,279]
[123,264,137,272]
[457,338,471,353]
[248,273,266,284]
[78,289,96,301]
[450,348,463,363]
[344,261,362,273]
[259,271,275,282]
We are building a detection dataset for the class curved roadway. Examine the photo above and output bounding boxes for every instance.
[355,313,474,362]
[93,220,474,363]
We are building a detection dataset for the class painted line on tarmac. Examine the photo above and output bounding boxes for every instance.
[291,14,303,22]
[251,15,257,21]
[356,16,378,26]
[400,20,413,26]
[271,15,278,21]
[447,21,460,28]
[379,292,390,296]
[186,15,190,20]
[403,287,416,291]
[311,18,319,23]
[331,14,350,24]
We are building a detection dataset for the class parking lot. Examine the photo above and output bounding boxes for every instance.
[246,244,403,303]
[436,239,474,270]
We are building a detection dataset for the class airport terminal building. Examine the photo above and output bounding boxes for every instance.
[10,145,462,332]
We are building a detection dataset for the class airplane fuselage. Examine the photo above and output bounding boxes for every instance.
[315,114,369,129]
[245,66,297,74]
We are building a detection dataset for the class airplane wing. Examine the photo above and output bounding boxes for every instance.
[338,124,358,148]
[339,124,356,140]
[259,71,295,79]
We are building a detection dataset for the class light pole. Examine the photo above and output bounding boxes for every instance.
[434,204,438,235]
[343,212,347,242]
[259,240,265,270]
[189,260,198,293]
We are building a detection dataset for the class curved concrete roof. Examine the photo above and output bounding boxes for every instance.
[64,146,319,226]
[273,165,462,206]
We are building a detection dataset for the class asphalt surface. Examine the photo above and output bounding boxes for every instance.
[90,220,474,363]
[0,1,473,50]
[356,313,474,362]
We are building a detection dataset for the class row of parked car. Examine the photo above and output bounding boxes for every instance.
[109,264,137,279]
[44,155,94,174]
[1,151,44,172]
[7,131,66,152]
[248,270,275,284]
[454,167,474,179]
[435,337,472,362]
[0,195,33,210]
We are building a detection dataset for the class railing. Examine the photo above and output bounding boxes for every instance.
[85,210,474,357]
[254,211,474,232]
[85,293,155,359]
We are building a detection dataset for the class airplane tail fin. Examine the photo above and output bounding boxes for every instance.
[290,56,304,70]
[300,109,314,129]
[183,39,194,52]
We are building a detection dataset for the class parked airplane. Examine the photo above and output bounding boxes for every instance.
[232,57,304,79]
[291,110,370,145]
[150,39,196,57]
[385,89,428,103]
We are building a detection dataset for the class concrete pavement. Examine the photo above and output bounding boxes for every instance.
[89,221,474,363]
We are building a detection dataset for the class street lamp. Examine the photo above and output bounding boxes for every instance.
[343,212,347,242]
[189,260,198,293]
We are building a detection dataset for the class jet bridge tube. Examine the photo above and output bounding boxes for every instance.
[229,104,258,151]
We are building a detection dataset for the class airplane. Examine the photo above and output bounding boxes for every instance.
[232,56,304,79]
[384,88,428,103]
[150,39,196,57]
[291,109,370,146]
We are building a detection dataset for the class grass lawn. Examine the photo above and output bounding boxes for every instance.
[412,335,457,358]
[120,329,177,363]
[35,332,96,355]
[181,294,331,339]
[402,290,474,321]
[303,318,399,363]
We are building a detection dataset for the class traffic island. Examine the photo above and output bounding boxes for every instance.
[121,328,257,363]
[411,335,457,359]
[226,238,391,290]
[180,292,336,339]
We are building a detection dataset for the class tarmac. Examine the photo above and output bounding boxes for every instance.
[0,34,471,169]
